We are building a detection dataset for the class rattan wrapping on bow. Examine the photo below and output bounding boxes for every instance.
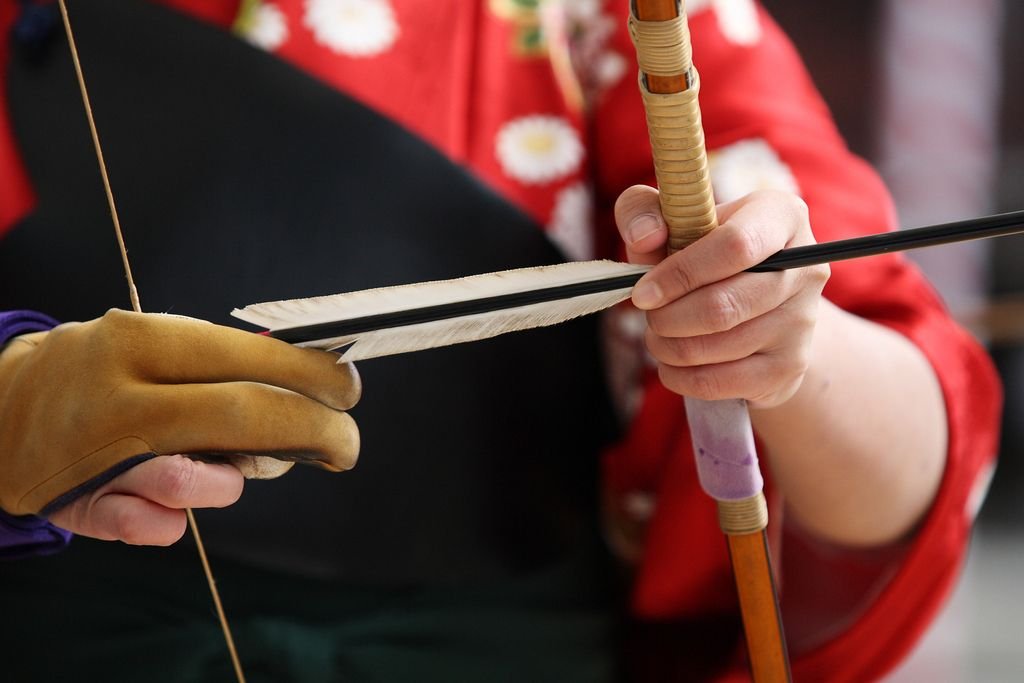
[629,9,718,250]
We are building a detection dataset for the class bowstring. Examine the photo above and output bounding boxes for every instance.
[56,2,246,681]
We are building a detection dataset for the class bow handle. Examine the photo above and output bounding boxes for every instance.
[629,1,717,251]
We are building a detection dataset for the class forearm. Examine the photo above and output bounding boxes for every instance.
[751,300,947,547]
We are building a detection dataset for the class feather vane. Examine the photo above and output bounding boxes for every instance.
[232,260,651,361]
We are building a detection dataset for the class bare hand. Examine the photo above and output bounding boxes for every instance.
[48,455,244,546]
[614,187,829,408]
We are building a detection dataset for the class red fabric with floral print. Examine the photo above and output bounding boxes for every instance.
[0,1,1001,680]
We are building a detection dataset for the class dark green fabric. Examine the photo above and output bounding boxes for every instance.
[0,537,618,682]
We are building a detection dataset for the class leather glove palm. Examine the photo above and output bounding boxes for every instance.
[0,309,360,516]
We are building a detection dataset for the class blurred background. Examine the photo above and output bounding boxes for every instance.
[761,0,1023,679]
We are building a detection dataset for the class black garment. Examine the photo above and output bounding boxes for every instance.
[0,3,622,680]
[2,0,619,583]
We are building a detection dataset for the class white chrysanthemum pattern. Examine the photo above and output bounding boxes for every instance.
[564,0,627,104]
[593,51,627,86]
[564,0,603,20]
[686,0,761,45]
[303,0,398,57]
[495,115,584,184]
[713,0,761,44]
[241,2,289,51]
[708,138,799,203]
[547,183,594,261]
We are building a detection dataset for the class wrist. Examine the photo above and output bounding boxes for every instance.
[0,511,72,559]
[0,310,73,559]
[0,310,60,347]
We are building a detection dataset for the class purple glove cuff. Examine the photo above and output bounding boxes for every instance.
[0,310,73,559]
[0,512,73,560]
[0,310,60,344]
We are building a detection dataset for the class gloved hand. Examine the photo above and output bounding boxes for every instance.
[0,309,360,518]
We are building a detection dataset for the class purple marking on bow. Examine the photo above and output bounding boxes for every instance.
[685,397,763,501]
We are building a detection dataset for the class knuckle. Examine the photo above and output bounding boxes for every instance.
[770,349,803,382]
[752,188,805,214]
[662,335,703,367]
[722,221,766,265]
[687,368,723,401]
[784,192,810,221]
[660,364,722,400]
[44,321,80,343]
[808,263,830,288]
[37,322,85,360]
[666,263,699,298]
[156,456,200,505]
[114,507,149,545]
[98,308,139,336]
[702,289,743,332]
[790,337,815,376]
[753,358,804,408]
[89,309,147,362]
[790,304,818,332]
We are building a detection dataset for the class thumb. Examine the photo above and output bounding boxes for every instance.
[614,185,668,265]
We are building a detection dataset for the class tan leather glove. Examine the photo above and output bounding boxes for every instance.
[0,309,360,516]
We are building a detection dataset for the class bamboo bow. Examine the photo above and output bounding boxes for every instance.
[629,1,791,680]
[55,2,248,681]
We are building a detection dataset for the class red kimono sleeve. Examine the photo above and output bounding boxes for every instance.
[592,3,1001,680]
[0,3,34,237]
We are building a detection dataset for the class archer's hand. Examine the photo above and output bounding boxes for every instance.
[615,187,829,409]
[0,309,360,544]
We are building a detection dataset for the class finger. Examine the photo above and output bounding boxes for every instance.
[644,270,791,338]
[614,185,669,265]
[103,455,244,510]
[50,493,188,546]
[644,285,819,365]
[632,191,809,310]
[645,314,770,368]
[101,309,362,411]
[137,382,360,471]
[710,195,749,226]
[657,349,808,408]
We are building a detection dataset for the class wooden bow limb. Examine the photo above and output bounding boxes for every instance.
[56,2,247,681]
[628,1,791,680]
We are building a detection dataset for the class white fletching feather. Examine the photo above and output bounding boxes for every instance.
[232,260,650,361]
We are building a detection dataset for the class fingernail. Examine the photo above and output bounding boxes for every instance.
[627,214,662,244]
[632,281,662,309]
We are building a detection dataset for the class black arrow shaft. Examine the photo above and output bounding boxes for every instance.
[271,210,1024,344]
[748,209,1024,272]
